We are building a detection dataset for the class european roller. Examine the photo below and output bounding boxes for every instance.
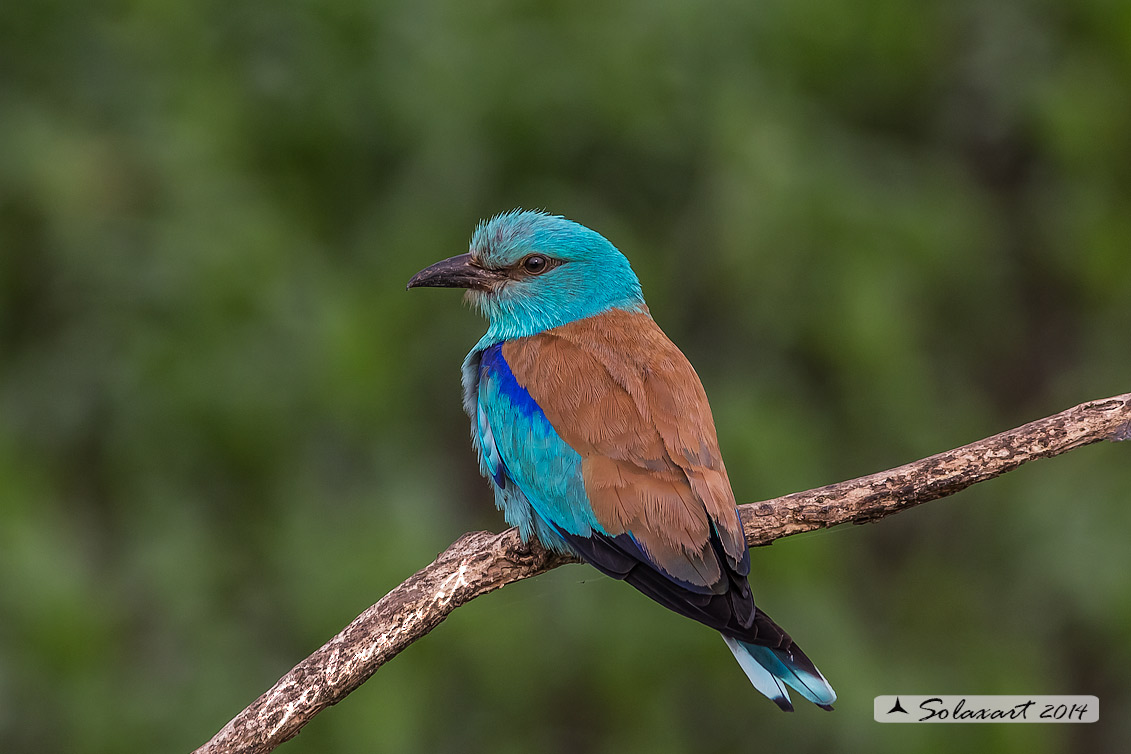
[407,210,835,711]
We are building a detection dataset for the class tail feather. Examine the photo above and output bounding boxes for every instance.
[723,635,836,711]
[722,635,794,711]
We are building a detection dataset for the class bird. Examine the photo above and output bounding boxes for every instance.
[407,209,835,711]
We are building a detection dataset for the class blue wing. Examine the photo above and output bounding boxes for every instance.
[470,343,606,550]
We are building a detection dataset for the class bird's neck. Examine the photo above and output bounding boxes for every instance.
[475,298,647,350]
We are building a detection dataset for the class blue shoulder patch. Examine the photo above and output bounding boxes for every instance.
[478,344,542,418]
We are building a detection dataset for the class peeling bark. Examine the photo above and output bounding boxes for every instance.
[194,393,1130,754]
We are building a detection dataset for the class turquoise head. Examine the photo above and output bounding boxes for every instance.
[407,210,646,342]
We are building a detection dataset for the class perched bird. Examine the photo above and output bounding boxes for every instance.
[407,210,835,711]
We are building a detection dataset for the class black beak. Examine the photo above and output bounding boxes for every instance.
[406,253,499,291]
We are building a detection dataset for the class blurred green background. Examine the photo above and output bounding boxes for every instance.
[1,0,1129,752]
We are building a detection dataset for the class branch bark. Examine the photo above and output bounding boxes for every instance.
[194,393,1131,754]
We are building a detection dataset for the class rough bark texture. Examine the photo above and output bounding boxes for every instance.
[195,393,1130,754]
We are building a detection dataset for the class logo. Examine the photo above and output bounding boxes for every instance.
[874,696,1098,723]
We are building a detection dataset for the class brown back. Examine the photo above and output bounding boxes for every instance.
[501,309,746,590]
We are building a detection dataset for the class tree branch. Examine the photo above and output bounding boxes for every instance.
[194,393,1130,754]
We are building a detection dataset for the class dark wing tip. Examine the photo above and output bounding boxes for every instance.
[817,703,835,712]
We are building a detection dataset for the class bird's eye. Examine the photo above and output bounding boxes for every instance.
[522,255,550,274]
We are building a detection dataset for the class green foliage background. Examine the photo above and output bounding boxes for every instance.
[1,1,1129,752]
